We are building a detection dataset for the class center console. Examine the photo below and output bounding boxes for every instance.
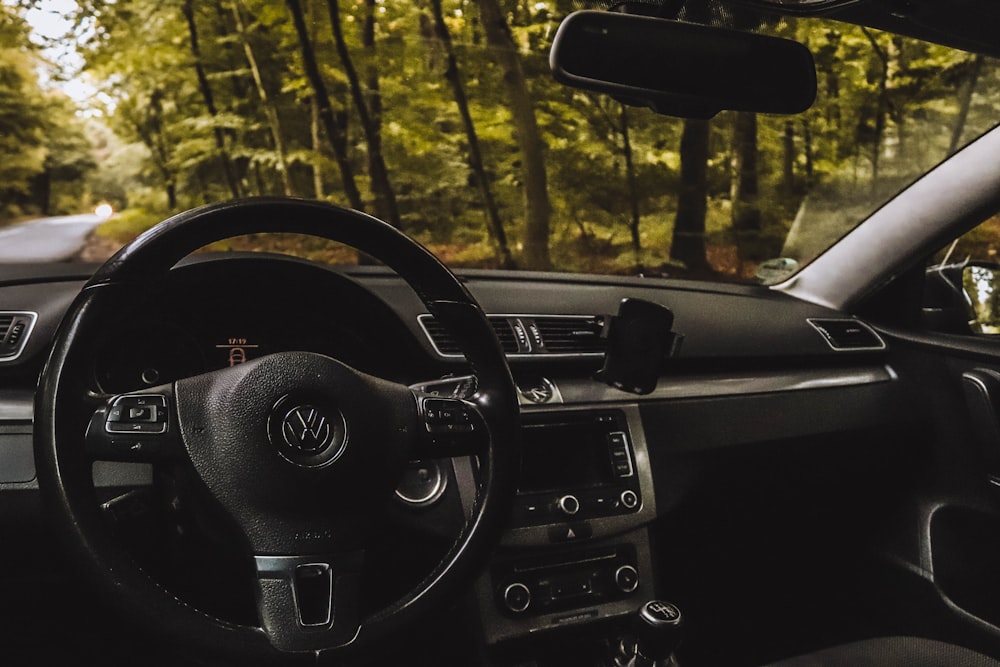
[464,404,658,645]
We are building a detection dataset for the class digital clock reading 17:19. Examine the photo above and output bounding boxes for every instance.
[214,338,260,367]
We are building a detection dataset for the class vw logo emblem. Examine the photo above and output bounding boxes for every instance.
[282,405,333,453]
[268,397,348,468]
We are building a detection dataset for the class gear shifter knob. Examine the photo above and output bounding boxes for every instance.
[633,600,683,662]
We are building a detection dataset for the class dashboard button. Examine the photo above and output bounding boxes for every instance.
[620,490,639,510]
[548,521,592,543]
[556,494,580,516]
[615,565,639,593]
[502,582,532,613]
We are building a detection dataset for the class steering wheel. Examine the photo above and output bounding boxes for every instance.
[34,198,520,663]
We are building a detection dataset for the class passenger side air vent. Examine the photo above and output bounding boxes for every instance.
[418,314,607,357]
[808,318,886,351]
[0,312,37,362]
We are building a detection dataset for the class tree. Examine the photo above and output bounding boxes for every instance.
[229,0,295,196]
[670,119,711,273]
[425,0,514,268]
[324,0,401,226]
[285,0,364,210]
[181,0,241,199]
[476,0,551,269]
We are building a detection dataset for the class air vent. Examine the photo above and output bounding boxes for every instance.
[532,316,607,354]
[808,318,886,351]
[418,314,607,358]
[0,312,37,362]
[419,315,518,357]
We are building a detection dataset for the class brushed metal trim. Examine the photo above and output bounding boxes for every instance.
[551,365,895,405]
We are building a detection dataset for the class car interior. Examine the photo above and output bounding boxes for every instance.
[4,0,1000,666]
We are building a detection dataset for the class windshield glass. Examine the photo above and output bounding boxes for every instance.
[2,1,998,284]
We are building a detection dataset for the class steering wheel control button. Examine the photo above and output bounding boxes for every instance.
[502,582,532,614]
[416,395,487,456]
[267,397,348,468]
[293,563,333,627]
[615,565,640,593]
[557,494,581,516]
[87,392,182,462]
[105,394,168,434]
[422,398,475,433]
[620,489,639,510]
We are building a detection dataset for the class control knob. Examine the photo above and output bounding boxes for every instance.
[556,494,580,517]
[502,582,531,613]
[615,564,640,593]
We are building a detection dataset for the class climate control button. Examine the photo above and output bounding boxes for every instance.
[615,565,640,593]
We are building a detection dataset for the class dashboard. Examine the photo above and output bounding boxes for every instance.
[0,253,910,665]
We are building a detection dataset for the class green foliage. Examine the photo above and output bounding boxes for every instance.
[3,2,998,280]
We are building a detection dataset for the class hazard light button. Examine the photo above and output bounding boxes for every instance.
[548,521,592,543]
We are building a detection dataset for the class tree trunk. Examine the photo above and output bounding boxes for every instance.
[670,118,711,272]
[427,0,514,269]
[949,54,984,156]
[139,90,179,210]
[802,118,814,188]
[326,0,401,228]
[731,111,761,264]
[286,0,364,210]
[182,0,241,199]
[862,28,888,186]
[476,0,551,270]
[782,120,795,195]
[230,0,295,196]
[620,104,642,272]
[310,95,324,199]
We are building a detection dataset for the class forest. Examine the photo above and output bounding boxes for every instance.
[1,0,998,281]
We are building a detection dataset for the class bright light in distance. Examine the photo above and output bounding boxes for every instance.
[95,204,114,220]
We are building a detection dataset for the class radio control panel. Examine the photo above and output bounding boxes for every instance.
[512,411,643,528]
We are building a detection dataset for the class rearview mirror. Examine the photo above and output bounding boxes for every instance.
[550,11,817,118]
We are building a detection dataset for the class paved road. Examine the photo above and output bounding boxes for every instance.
[0,213,105,262]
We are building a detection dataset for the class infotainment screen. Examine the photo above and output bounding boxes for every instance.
[518,421,616,493]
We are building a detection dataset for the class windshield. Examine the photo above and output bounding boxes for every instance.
[2,1,998,284]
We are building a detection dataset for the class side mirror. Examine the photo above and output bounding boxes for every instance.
[964,263,1000,334]
[549,10,817,118]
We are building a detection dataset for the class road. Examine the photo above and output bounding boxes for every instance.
[0,213,106,262]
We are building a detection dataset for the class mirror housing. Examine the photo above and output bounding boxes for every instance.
[550,10,817,118]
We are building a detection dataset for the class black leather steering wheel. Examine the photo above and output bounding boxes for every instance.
[34,198,520,664]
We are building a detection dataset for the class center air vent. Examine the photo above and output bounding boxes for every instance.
[0,312,37,362]
[418,314,607,358]
[808,318,886,351]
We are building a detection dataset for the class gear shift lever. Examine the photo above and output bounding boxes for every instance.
[617,600,684,667]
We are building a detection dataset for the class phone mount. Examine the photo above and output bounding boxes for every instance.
[595,299,684,395]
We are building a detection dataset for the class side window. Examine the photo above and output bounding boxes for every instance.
[926,213,1000,334]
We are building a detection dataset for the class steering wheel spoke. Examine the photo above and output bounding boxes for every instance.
[84,386,184,463]
[254,550,365,652]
